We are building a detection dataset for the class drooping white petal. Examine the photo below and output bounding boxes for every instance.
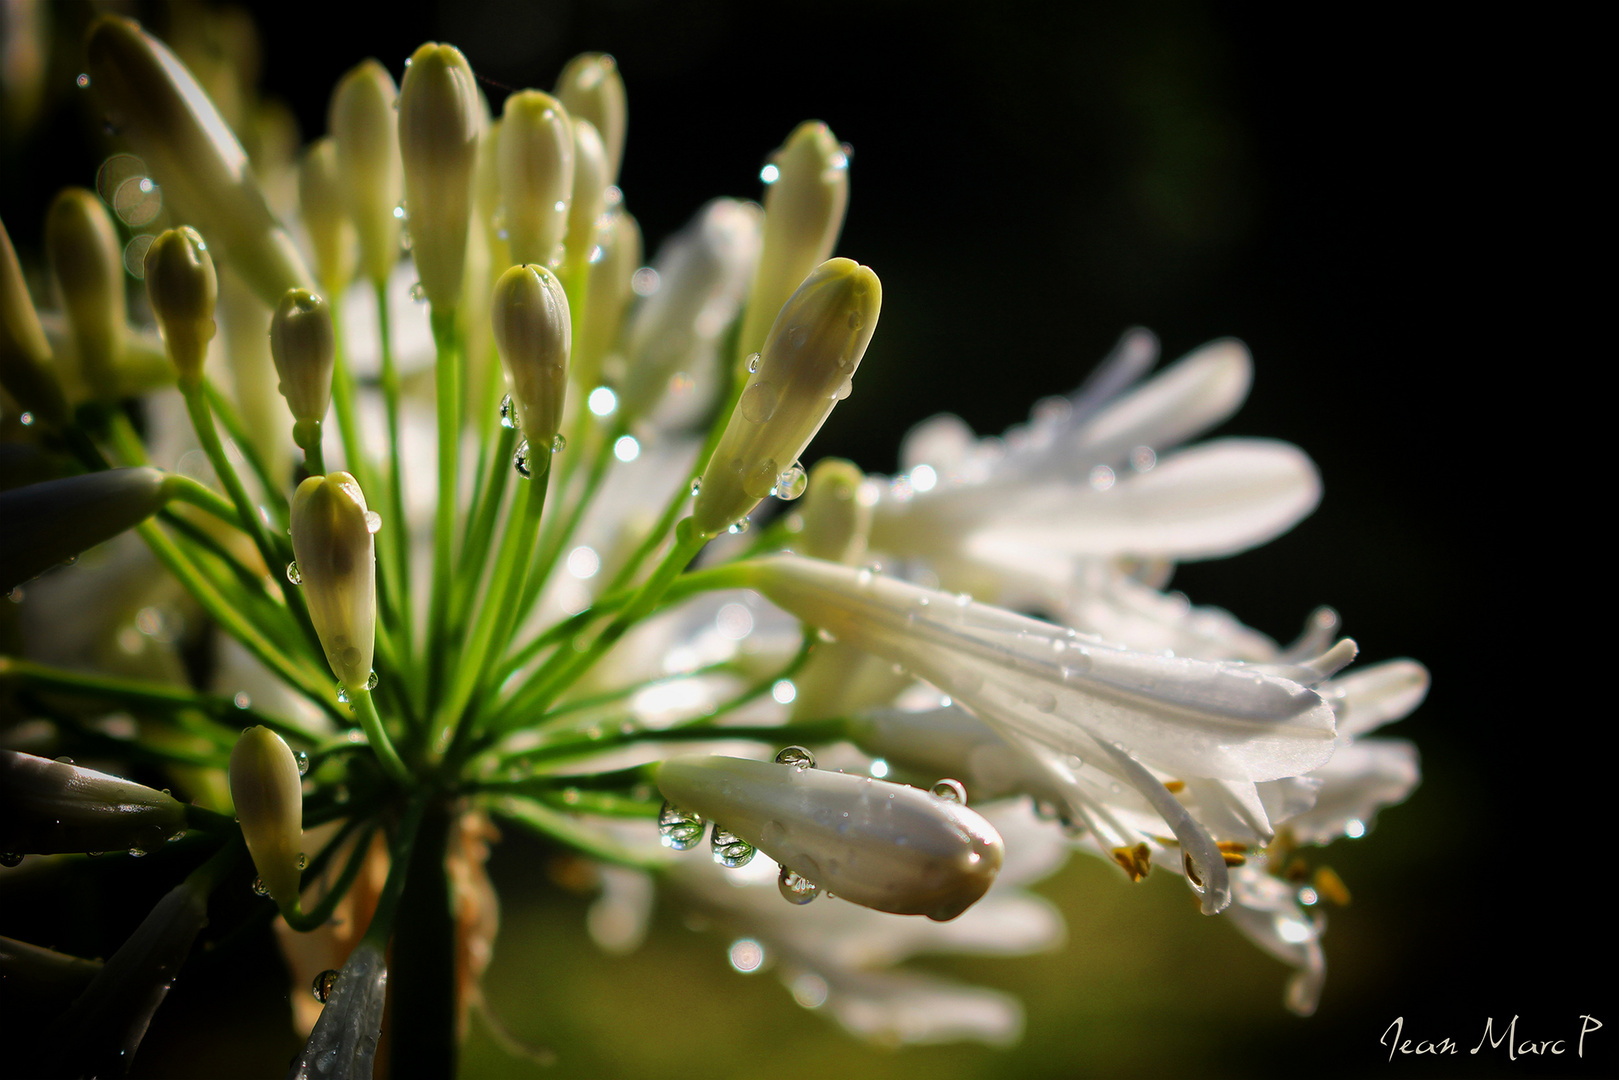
[1223,866,1325,1016]
[1327,659,1430,737]
[816,966,1024,1047]
[1285,738,1420,845]
[1066,338,1251,468]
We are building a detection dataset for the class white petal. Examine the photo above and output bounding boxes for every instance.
[1287,738,1420,845]
[1069,337,1251,464]
[819,967,1024,1047]
[1328,659,1430,737]
[1224,867,1325,1016]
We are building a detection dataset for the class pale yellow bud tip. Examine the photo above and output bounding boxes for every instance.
[144,226,217,383]
[228,726,303,908]
[290,472,377,691]
[269,288,335,430]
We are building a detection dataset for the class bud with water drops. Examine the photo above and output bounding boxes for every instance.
[45,188,125,391]
[299,138,357,298]
[228,725,304,909]
[692,257,881,536]
[0,749,188,855]
[0,467,177,592]
[738,121,850,363]
[790,458,873,564]
[85,16,313,307]
[329,59,403,289]
[563,119,609,272]
[656,753,1003,921]
[398,42,481,310]
[498,90,574,267]
[290,472,377,692]
[0,213,68,426]
[144,226,217,385]
[270,289,336,453]
[492,263,571,475]
[555,53,626,184]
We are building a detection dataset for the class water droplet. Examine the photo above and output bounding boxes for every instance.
[1034,691,1057,713]
[365,670,379,691]
[931,778,968,804]
[847,310,863,329]
[954,592,972,607]
[393,203,407,219]
[76,74,91,88]
[312,969,340,1003]
[286,562,302,585]
[233,691,252,709]
[739,382,777,423]
[742,457,778,499]
[658,802,706,851]
[128,846,146,857]
[689,477,702,497]
[613,435,640,461]
[364,510,382,534]
[727,517,750,535]
[251,876,270,897]
[746,352,761,373]
[297,852,308,869]
[399,230,412,251]
[499,394,517,429]
[335,684,350,704]
[1089,464,1116,491]
[774,745,816,770]
[514,440,532,478]
[295,751,310,776]
[0,853,22,867]
[832,378,853,401]
[778,866,821,905]
[552,433,567,453]
[773,461,807,500]
[711,827,756,868]
[786,325,807,349]
[409,282,428,302]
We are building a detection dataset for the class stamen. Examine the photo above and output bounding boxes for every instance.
[1313,866,1351,905]
[1111,843,1152,882]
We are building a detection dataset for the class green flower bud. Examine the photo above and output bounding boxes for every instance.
[269,289,335,434]
[298,138,356,298]
[330,59,403,289]
[45,188,125,392]
[554,52,626,183]
[0,214,68,427]
[290,472,376,691]
[563,119,608,271]
[492,264,570,472]
[227,725,303,908]
[656,754,1004,921]
[498,90,574,267]
[0,748,188,855]
[85,16,313,308]
[790,458,872,564]
[0,466,173,591]
[398,42,480,310]
[574,207,640,393]
[144,227,217,383]
[738,121,849,361]
[692,258,880,536]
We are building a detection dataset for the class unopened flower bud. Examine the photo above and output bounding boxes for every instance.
[85,16,313,307]
[270,289,335,442]
[492,264,570,472]
[0,467,173,591]
[144,226,217,384]
[692,258,880,536]
[398,42,480,310]
[574,208,640,392]
[290,472,376,691]
[228,725,303,908]
[299,139,356,297]
[554,53,626,183]
[0,749,187,855]
[498,90,574,267]
[330,59,403,288]
[738,121,849,361]
[657,754,1003,921]
[563,118,608,271]
[0,214,68,426]
[45,188,125,390]
[791,458,872,564]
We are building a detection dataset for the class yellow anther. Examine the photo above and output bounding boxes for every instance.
[1313,866,1351,906]
[1163,779,1186,793]
[1112,843,1152,882]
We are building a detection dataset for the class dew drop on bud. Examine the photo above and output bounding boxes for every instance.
[739,382,777,423]
[727,518,751,535]
[366,670,380,691]
[514,440,532,478]
[778,865,821,905]
[689,477,701,497]
[499,394,517,430]
[931,778,968,804]
[552,434,567,453]
[295,751,310,776]
[335,684,350,704]
[297,852,308,870]
[746,352,761,373]
[312,969,340,1003]
[658,801,706,851]
[54,756,74,765]
[711,826,756,868]
[128,847,146,857]
[364,511,382,534]
[286,562,302,585]
[774,461,808,501]
[409,282,427,302]
[251,876,270,897]
[774,745,816,770]
[0,853,22,867]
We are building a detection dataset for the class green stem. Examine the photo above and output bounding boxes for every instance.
[425,309,463,709]
[452,425,517,630]
[281,820,380,932]
[521,419,619,617]
[375,279,414,650]
[161,475,240,526]
[202,380,289,524]
[349,686,412,786]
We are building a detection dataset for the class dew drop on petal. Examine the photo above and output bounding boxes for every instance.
[931,778,968,804]
[778,865,821,905]
[774,461,807,500]
[499,394,517,429]
[711,827,756,868]
[251,876,269,897]
[774,745,815,770]
[657,801,706,851]
[285,562,302,585]
[746,352,761,373]
[739,382,777,423]
[312,969,340,1003]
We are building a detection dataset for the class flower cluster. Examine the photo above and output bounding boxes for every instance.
[0,9,1421,1074]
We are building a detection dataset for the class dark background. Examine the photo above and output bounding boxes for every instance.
[1,1,1597,1077]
